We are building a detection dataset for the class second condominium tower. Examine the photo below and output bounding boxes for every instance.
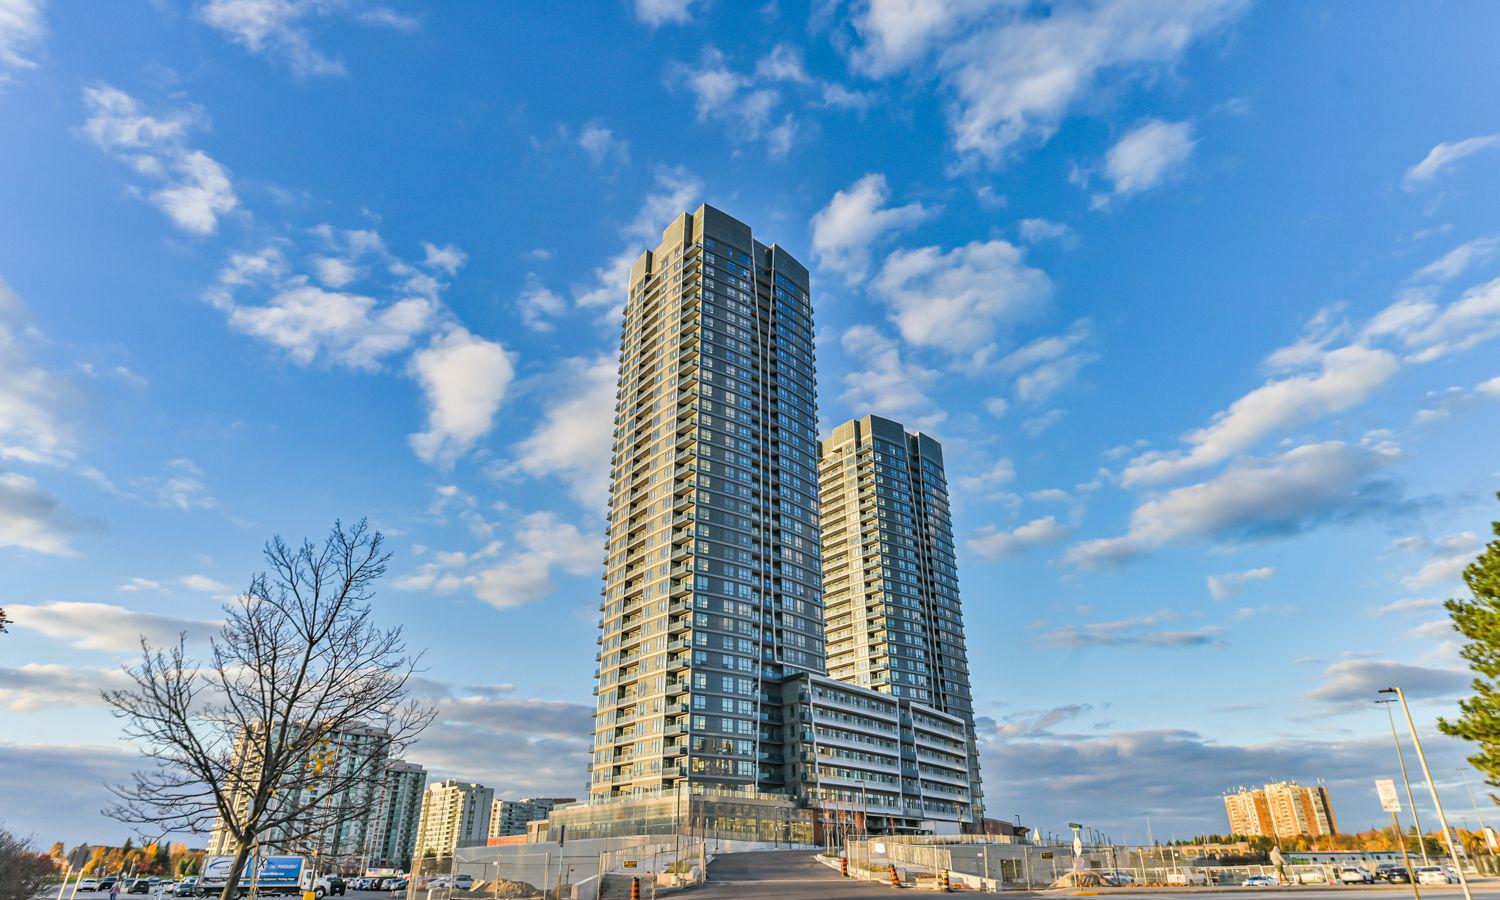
[588,205,823,800]
[819,415,984,821]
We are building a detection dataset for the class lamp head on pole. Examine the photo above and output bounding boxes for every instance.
[1379,687,1399,695]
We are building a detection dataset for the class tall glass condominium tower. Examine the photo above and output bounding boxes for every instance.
[818,415,984,821]
[588,205,824,801]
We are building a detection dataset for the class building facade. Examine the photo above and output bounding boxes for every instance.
[207,723,391,870]
[588,204,823,800]
[818,415,983,821]
[413,780,493,859]
[489,797,575,839]
[778,673,977,834]
[369,759,426,870]
[1224,782,1336,839]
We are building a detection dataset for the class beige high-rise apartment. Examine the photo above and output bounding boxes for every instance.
[1224,782,1336,839]
[413,779,493,859]
[587,204,822,800]
[819,414,983,823]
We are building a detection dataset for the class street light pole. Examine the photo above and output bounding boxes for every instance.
[1379,698,1432,867]
[1381,687,1473,900]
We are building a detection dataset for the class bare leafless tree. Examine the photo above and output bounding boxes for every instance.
[103,520,436,900]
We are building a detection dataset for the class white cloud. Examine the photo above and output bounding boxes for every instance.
[0,277,72,467]
[1404,134,1500,190]
[1096,118,1196,203]
[505,355,618,509]
[954,457,1016,494]
[0,472,80,555]
[132,456,216,511]
[0,663,129,711]
[1122,345,1399,486]
[517,273,567,332]
[208,228,468,371]
[6,601,220,652]
[845,0,1247,163]
[575,120,629,167]
[871,239,1049,353]
[0,0,46,83]
[1395,531,1480,590]
[1039,609,1222,649]
[633,0,696,26]
[1019,408,1066,437]
[1365,276,1500,363]
[836,326,945,432]
[1413,235,1500,283]
[573,166,704,314]
[1017,218,1075,245]
[408,328,515,466]
[395,511,598,610]
[82,84,240,235]
[1305,658,1466,704]
[670,47,801,158]
[227,283,438,369]
[811,174,934,283]
[1070,440,1409,569]
[999,321,1096,405]
[177,573,233,595]
[1206,566,1274,600]
[196,0,417,76]
[1369,597,1445,618]
[968,516,1069,560]
[1478,375,1500,399]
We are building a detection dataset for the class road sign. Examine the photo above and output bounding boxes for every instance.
[623,861,637,870]
[1376,778,1402,812]
[1040,852,1054,860]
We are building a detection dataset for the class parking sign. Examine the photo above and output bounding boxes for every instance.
[1375,778,1402,812]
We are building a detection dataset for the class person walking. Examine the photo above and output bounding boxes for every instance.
[109,879,122,900]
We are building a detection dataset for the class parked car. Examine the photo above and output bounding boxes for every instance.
[1416,866,1458,885]
[451,875,473,891]
[386,879,408,896]
[78,879,103,892]
[1374,865,1411,884]
[99,878,120,893]
[315,875,346,897]
[1100,871,1134,886]
[1338,866,1374,884]
[1293,869,1327,884]
[127,879,153,894]
[1242,874,1279,887]
[174,877,200,897]
[1166,870,1209,886]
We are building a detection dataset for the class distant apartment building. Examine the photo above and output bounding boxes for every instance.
[818,414,983,822]
[369,759,426,870]
[207,723,391,869]
[489,797,575,839]
[413,779,493,859]
[1225,782,1336,839]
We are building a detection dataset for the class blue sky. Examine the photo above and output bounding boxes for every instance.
[3,0,1500,848]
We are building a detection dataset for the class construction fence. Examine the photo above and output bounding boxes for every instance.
[406,836,708,900]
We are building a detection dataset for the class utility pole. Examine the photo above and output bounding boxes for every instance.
[1458,775,1498,873]
[1381,686,1473,900]
[1379,698,1432,867]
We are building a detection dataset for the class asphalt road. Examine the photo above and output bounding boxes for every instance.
[685,853,1500,900]
[692,850,897,899]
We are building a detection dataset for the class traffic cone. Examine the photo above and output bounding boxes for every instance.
[889,865,900,887]
[939,870,950,892]
[630,878,640,900]
[840,857,849,878]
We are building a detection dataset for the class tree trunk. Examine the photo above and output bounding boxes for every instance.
[219,841,254,900]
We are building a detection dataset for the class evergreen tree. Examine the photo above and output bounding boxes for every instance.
[1438,493,1500,790]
